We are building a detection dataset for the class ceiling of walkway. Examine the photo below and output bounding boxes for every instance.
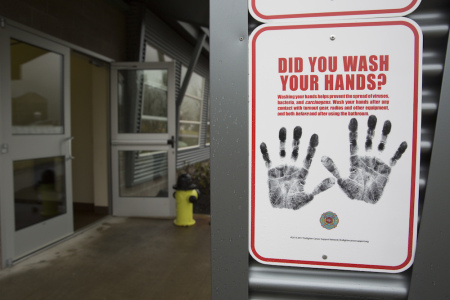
[143,0,209,28]
[121,0,209,53]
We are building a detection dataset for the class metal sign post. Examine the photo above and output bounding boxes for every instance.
[211,0,450,297]
[210,0,249,298]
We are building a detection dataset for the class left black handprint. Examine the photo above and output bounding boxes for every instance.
[260,127,335,210]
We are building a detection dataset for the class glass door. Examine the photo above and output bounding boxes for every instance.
[0,27,73,265]
[111,62,176,217]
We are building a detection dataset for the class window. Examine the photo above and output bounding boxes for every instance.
[145,44,173,62]
[11,39,64,134]
[179,66,205,149]
[117,69,169,134]
[144,43,207,149]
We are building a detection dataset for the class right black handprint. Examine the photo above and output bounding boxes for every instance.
[321,115,407,204]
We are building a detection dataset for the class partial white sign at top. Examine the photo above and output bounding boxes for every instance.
[249,0,422,22]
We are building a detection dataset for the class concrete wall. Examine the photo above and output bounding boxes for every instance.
[0,0,127,61]
[91,60,109,209]
[71,51,109,209]
[71,53,94,205]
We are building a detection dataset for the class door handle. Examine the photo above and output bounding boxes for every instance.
[67,136,75,160]
[167,136,175,148]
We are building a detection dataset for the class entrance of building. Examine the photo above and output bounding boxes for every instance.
[70,51,110,230]
[0,27,73,263]
[110,62,177,217]
[0,26,111,266]
[0,26,176,267]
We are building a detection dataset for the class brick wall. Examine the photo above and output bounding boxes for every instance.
[0,0,127,60]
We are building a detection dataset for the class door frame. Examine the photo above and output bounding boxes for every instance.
[110,62,177,217]
[0,25,73,266]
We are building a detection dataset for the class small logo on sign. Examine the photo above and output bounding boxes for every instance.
[320,211,339,230]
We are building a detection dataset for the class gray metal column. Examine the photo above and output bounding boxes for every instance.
[210,0,249,298]
[408,33,450,300]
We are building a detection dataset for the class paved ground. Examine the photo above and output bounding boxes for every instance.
[0,215,211,300]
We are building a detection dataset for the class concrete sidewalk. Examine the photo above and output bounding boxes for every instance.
[0,215,211,300]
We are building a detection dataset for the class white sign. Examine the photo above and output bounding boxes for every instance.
[249,0,421,22]
[249,18,422,273]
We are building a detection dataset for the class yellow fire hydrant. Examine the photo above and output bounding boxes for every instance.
[173,174,199,227]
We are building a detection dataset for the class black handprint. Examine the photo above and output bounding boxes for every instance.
[321,115,407,204]
[260,127,335,210]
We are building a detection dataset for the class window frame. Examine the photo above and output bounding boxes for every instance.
[178,66,206,150]
[144,43,208,151]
